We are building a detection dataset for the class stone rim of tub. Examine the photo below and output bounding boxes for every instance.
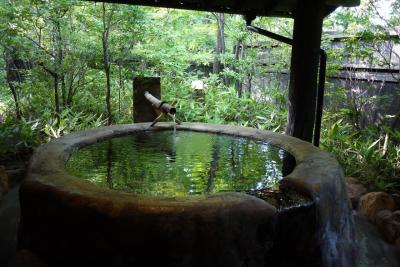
[23,122,335,209]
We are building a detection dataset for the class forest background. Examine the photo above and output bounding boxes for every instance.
[0,0,399,191]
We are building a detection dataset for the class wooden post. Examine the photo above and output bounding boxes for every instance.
[133,77,160,122]
[285,0,325,143]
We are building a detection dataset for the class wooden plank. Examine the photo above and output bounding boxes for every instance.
[84,0,359,18]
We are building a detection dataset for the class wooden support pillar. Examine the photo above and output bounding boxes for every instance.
[285,0,325,143]
[133,77,160,122]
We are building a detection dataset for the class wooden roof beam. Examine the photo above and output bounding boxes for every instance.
[84,0,359,18]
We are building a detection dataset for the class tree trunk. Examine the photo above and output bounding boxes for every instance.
[102,3,114,125]
[247,64,255,97]
[8,82,21,120]
[66,67,86,106]
[66,73,74,106]
[233,42,245,97]
[54,20,65,108]
[61,76,66,107]
[37,62,60,125]
[49,20,63,125]
[3,51,22,119]
[54,73,61,126]
[212,13,225,75]
[118,65,123,113]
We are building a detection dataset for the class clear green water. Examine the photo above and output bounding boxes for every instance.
[66,131,287,197]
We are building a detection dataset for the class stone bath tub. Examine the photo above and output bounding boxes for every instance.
[19,123,355,267]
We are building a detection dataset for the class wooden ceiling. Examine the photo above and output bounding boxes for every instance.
[87,0,360,17]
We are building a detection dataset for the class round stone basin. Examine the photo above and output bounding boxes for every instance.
[19,123,355,267]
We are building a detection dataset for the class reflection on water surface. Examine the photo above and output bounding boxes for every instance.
[67,131,290,197]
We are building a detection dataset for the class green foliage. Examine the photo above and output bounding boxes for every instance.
[163,76,287,132]
[0,117,41,164]
[0,0,399,192]
[42,108,107,139]
[321,112,400,190]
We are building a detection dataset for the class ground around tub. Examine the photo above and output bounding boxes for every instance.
[355,214,400,266]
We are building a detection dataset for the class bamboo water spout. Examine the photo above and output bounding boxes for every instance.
[144,91,182,126]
